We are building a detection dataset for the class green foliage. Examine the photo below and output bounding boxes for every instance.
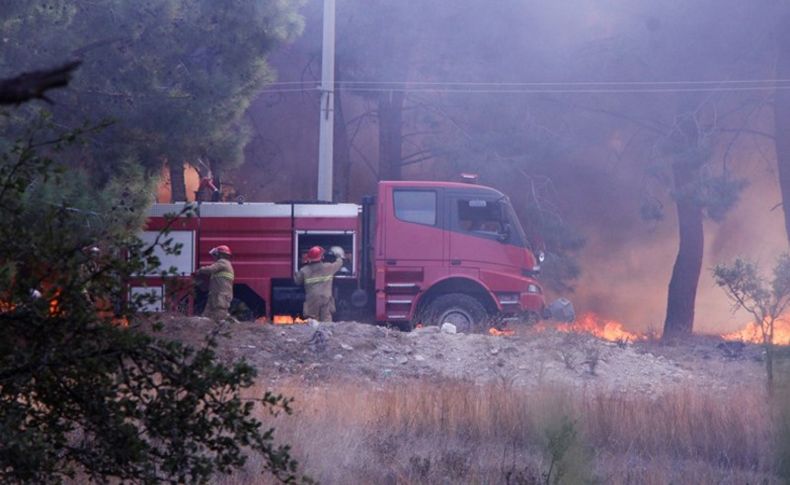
[697,175,747,222]
[0,0,305,179]
[713,254,790,392]
[542,415,595,485]
[0,115,303,483]
[712,255,790,326]
[713,258,771,320]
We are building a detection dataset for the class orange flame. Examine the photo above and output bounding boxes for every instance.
[489,327,515,337]
[272,315,308,325]
[538,312,642,342]
[0,296,61,316]
[722,318,790,345]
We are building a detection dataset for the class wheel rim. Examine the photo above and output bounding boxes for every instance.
[439,309,474,332]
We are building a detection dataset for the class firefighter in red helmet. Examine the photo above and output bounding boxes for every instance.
[195,245,234,320]
[294,245,345,322]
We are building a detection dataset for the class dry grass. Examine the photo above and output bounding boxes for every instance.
[221,379,779,484]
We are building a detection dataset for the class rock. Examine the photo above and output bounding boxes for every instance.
[414,354,426,362]
[340,343,353,351]
[490,347,500,355]
[333,354,344,361]
[308,329,330,353]
[397,356,409,365]
[416,326,440,334]
[441,323,457,334]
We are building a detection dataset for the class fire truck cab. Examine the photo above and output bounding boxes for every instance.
[138,180,566,330]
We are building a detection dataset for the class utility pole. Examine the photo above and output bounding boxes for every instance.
[317,0,336,201]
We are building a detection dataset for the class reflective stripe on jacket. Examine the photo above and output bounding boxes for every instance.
[197,258,234,319]
[294,260,343,300]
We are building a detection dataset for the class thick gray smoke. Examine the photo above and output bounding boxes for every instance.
[243,0,785,334]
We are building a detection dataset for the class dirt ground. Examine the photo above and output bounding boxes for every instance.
[152,315,769,397]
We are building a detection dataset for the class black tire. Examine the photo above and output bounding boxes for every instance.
[421,293,489,333]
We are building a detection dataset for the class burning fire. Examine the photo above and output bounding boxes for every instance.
[272,315,308,325]
[489,327,515,337]
[722,318,790,346]
[0,295,62,316]
[538,312,642,343]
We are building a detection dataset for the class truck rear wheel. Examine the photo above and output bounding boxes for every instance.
[422,293,489,333]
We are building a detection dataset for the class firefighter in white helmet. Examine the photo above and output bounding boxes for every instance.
[195,245,234,320]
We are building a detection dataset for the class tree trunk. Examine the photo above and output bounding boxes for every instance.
[378,90,405,181]
[168,159,187,202]
[662,159,705,339]
[333,88,352,202]
[774,13,790,245]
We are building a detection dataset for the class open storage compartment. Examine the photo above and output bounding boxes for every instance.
[294,230,355,277]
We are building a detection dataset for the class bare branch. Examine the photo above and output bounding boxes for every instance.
[0,61,81,105]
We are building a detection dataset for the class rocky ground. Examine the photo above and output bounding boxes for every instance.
[152,315,770,397]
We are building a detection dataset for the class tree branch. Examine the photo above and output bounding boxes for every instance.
[0,61,82,105]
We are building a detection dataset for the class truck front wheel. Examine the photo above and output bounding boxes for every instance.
[421,293,489,333]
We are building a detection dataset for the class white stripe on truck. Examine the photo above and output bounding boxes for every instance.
[148,202,360,218]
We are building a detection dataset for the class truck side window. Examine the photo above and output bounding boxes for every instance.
[457,199,503,235]
[393,190,436,225]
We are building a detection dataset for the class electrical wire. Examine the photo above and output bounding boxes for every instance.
[258,84,790,95]
[259,78,790,87]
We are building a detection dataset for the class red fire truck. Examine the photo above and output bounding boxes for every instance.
[137,180,572,331]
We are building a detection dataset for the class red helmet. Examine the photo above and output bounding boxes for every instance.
[209,245,232,257]
[304,246,324,263]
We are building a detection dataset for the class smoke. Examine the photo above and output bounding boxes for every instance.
[568,126,785,334]
[242,0,785,334]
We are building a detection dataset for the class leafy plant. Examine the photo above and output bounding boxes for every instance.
[713,255,790,393]
[0,113,304,483]
[542,415,594,485]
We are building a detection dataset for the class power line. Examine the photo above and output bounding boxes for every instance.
[260,78,790,88]
[259,84,790,95]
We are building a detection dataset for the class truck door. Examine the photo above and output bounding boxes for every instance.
[447,191,524,275]
[377,187,448,320]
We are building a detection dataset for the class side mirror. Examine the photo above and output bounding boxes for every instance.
[498,223,512,243]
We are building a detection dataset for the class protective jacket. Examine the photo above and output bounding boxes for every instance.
[294,259,343,321]
[196,257,234,320]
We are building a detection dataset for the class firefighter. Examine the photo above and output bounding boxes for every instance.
[195,245,234,320]
[294,245,345,322]
[79,245,101,303]
[195,175,220,202]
